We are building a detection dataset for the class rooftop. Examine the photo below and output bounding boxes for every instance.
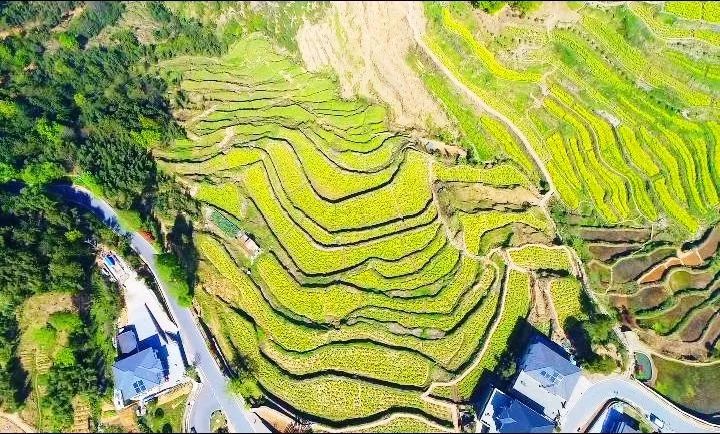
[117,329,138,355]
[518,333,582,401]
[479,388,555,433]
[112,347,164,404]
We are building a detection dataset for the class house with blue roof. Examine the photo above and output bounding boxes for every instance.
[512,333,585,420]
[113,347,166,406]
[478,388,555,433]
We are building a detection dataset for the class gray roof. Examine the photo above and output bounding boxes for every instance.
[520,334,582,400]
[113,347,163,403]
[486,389,555,433]
[117,330,138,355]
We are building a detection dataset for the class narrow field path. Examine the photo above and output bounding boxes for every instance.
[407,19,557,201]
[0,413,36,433]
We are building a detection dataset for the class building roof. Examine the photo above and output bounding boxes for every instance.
[112,347,163,403]
[117,330,138,355]
[518,333,582,401]
[602,408,641,434]
[480,389,555,433]
[104,255,116,267]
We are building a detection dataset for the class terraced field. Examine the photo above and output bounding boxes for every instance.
[422,2,720,236]
[154,35,581,430]
[592,225,720,362]
[414,3,720,407]
[143,0,720,428]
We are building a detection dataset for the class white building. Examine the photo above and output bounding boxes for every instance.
[512,334,586,420]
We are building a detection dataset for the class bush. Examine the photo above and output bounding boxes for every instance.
[32,326,57,352]
[582,354,617,374]
[48,311,82,332]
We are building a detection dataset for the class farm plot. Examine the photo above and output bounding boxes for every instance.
[424,1,720,235]
[157,34,562,429]
[595,222,720,361]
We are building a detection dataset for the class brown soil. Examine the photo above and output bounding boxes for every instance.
[696,225,720,259]
[588,243,640,262]
[701,314,720,349]
[678,307,718,342]
[100,403,139,433]
[611,284,671,312]
[588,260,612,285]
[638,248,704,284]
[639,294,706,329]
[678,249,703,266]
[668,268,717,292]
[637,329,710,361]
[254,406,295,432]
[0,416,24,433]
[638,257,681,284]
[612,247,676,284]
[436,182,540,212]
[296,1,449,130]
[578,227,651,243]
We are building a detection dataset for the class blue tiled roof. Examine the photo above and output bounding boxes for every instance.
[117,330,138,355]
[113,347,163,403]
[602,408,641,433]
[488,389,555,433]
[520,333,581,400]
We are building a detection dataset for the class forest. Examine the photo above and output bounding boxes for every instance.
[0,1,212,428]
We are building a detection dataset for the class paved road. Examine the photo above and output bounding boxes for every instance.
[52,185,269,433]
[562,376,720,433]
[188,383,222,432]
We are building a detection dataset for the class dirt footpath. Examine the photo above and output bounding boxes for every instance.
[296,1,449,131]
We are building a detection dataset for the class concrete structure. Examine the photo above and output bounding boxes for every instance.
[512,333,584,420]
[105,251,188,410]
[117,329,138,355]
[238,232,261,260]
[477,388,554,433]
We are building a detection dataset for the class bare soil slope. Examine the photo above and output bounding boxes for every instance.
[296,1,449,130]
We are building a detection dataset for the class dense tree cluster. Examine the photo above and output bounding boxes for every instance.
[0,1,214,426]
[0,1,219,209]
[0,187,125,427]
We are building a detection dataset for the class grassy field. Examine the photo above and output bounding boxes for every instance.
[143,389,190,433]
[653,356,720,416]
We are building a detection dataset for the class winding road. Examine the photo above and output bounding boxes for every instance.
[562,375,720,433]
[50,184,269,434]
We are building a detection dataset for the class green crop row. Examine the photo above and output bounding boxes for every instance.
[233,161,440,274]
[509,245,572,272]
[432,269,532,400]
[440,9,541,83]
[543,132,582,211]
[200,235,501,371]
[433,161,531,187]
[353,415,448,433]
[253,253,480,326]
[261,339,438,388]
[549,277,588,328]
[460,209,549,255]
[350,264,496,332]
[342,244,461,293]
[196,289,452,423]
